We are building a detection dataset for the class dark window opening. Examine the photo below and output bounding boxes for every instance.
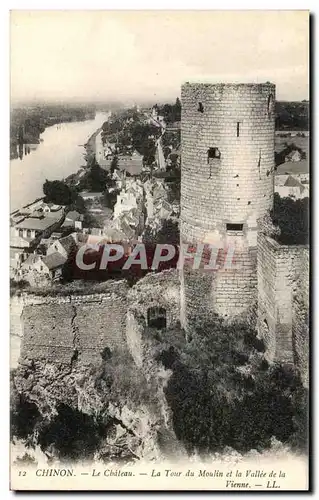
[237,122,240,137]
[147,307,167,329]
[207,147,221,162]
[226,223,244,232]
[198,102,204,113]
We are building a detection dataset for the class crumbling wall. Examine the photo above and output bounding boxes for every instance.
[126,269,180,365]
[257,232,309,378]
[292,247,309,387]
[20,281,129,365]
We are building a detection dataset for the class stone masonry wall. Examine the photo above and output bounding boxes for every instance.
[292,246,309,387]
[180,83,276,325]
[20,281,129,366]
[257,232,309,378]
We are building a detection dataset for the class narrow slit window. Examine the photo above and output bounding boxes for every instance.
[198,102,204,113]
[237,122,240,137]
[226,223,243,232]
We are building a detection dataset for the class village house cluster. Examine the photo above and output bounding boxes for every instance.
[10,104,181,286]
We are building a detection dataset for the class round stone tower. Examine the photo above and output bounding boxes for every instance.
[180,82,276,328]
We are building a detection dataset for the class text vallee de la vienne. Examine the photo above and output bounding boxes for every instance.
[68,240,240,280]
[31,467,286,488]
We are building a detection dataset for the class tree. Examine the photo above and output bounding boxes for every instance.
[271,193,309,245]
[78,157,114,193]
[110,156,118,175]
[43,180,77,206]
[175,97,181,121]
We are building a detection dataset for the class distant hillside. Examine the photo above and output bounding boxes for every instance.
[156,97,309,131]
[10,104,96,160]
[275,101,309,131]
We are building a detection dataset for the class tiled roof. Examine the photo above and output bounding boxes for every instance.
[59,235,77,254]
[15,216,59,231]
[276,160,309,175]
[80,191,103,198]
[65,210,82,221]
[283,175,306,193]
[42,252,67,270]
[22,254,42,268]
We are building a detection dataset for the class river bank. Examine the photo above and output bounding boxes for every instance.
[10,105,96,160]
[84,127,102,163]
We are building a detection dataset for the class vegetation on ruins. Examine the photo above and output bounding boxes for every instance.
[10,349,160,462]
[10,314,308,461]
[143,219,180,246]
[158,319,308,455]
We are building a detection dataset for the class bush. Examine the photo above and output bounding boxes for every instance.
[162,320,308,455]
[271,193,309,245]
[43,180,77,206]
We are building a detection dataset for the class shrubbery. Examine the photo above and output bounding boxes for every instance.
[43,179,78,206]
[160,319,308,455]
[271,193,309,245]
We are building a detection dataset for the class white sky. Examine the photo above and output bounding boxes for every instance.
[10,10,309,103]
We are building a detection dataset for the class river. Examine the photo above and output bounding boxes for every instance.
[10,111,110,212]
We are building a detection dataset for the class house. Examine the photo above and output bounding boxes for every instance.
[10,248,26,270]
[42,202,64,213]
[275,175,309,200]
[285,149,303,162]
[62,210,83,230]
[20,250,67,282]
[10,214,63,249]
[21,254,46,274]
[276,159,309,176]
[113,218,136,240]
[42,207,64,220]
[114,191,138,218]
[46,234,77,259]
[42,252,67,280]
[40,232,63,248]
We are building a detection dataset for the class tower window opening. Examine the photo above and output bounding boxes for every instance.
[147,307,167,329]
[207,147,221,162]
[198,102,204,113]
[226,223,243,232]
[237,122,240,137]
